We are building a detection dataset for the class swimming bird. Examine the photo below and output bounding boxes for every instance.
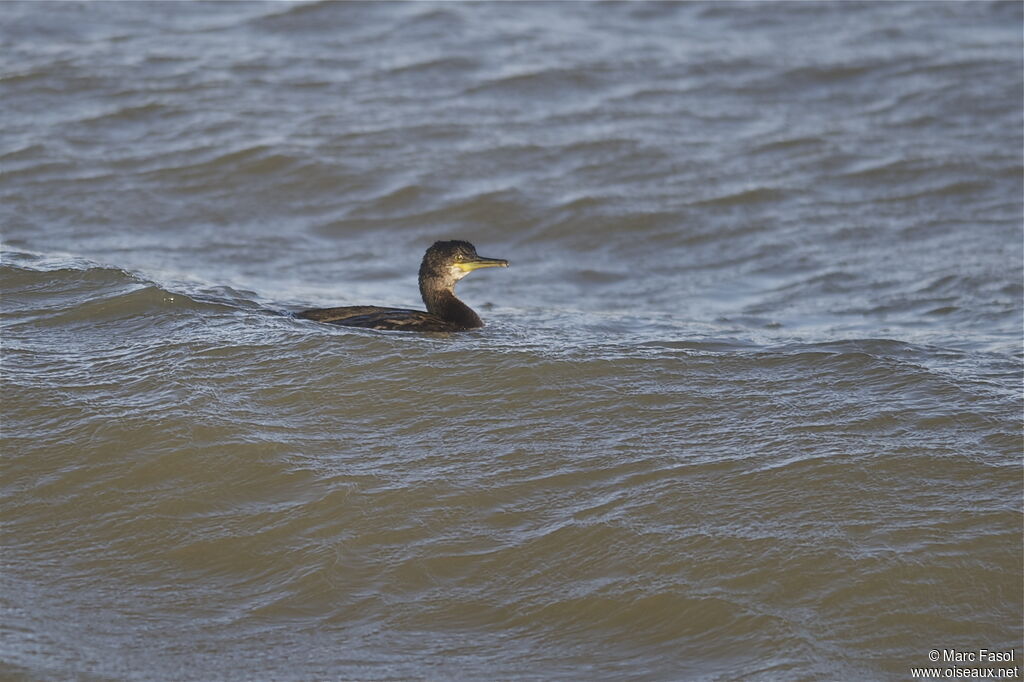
[297,240,508,331]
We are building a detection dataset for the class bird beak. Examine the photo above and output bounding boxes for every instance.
[455,256,509,272]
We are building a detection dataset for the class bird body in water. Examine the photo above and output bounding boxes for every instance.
[297,240,508,332]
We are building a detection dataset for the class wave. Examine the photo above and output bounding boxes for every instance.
[249,0,385,34]
[463,67,605,98]
[1,250,270,327]
[691,186,787,207]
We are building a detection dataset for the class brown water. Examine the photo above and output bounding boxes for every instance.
[2,2,1022,680]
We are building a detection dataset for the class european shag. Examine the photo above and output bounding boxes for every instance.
[297,240,508,331]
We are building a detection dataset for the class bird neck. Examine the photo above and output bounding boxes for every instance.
[420,285,483,329]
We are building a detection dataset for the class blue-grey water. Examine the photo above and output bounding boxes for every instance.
[2,2,1022,680]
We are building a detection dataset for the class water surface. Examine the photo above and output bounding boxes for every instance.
[2,2,1022,680]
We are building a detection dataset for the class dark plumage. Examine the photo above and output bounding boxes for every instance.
[297,240,508,332]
